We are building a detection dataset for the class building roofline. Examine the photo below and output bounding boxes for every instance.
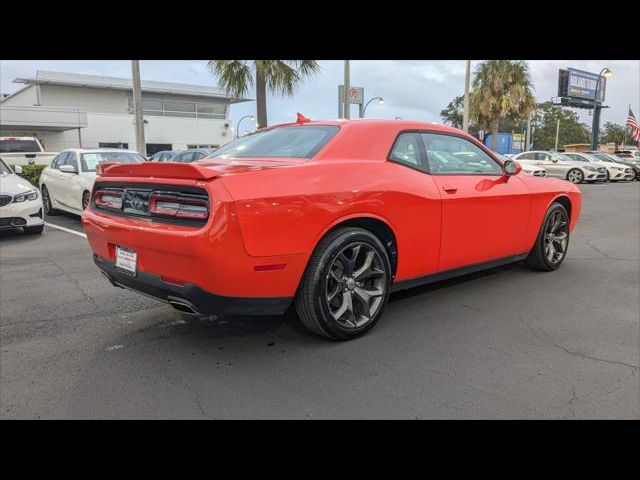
[10,70,252,104]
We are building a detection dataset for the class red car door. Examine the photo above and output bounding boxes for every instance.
[421,132,531,272]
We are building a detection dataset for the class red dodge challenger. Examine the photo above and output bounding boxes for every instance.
[82,118,582,340]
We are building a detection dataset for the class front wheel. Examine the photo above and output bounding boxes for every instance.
[295,227,391,340]
[525,202,570,271]
[566,169,583,184]
[41,185,59,216]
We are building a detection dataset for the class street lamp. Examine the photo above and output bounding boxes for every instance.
[591,67,614,150]
[236,115,255,139]
[361,97,384,117]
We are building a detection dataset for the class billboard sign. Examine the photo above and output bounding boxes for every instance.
[558,68,606,103]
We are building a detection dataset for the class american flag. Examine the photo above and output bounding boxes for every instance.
[627,107,640,144]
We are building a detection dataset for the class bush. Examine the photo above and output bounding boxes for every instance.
[10,164,46,187]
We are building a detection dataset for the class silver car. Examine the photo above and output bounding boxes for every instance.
[513,150,607,184]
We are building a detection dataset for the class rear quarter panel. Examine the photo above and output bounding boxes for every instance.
[220,159,443,282]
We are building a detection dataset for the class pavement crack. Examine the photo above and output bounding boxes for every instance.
[550,341,639,371]
[584,238,634,261]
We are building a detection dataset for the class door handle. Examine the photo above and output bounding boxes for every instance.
[442,185,457,194]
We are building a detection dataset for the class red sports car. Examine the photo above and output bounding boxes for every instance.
[82,118,582,340]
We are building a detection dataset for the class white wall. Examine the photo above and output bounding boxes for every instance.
[2,113,232,152]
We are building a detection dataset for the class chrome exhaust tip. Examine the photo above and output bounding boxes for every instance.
[167,299,200,316]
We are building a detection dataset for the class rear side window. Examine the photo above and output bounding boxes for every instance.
[389,132,426,171]
[210,125,339,159]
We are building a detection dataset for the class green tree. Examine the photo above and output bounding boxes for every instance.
[208,60,320,129]
[531,101,590,150]
[469,60,536,150]
[599,121,633,145]
[440,95,480,136]
[440,95,464,129]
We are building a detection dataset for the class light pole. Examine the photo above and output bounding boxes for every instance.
[591,67,613,150]
[463,60,471,132]
[236,115,254,138]
[343,60,351,119]
[131,60,146,156]
[361,97,384,117]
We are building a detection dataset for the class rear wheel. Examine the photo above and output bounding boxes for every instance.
[566,169,583,184]
[82,191,91,210]
[41,185,58,216]
[525,202,570,271]
[295,227,391,340]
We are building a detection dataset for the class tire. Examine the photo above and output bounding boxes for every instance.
[525,202,570,272]
[24,224,44,235]
[41,185,58,216]
[295,227,392,341]
[566,168,583,184]
[82,191,91,210]
[604,171,611,182]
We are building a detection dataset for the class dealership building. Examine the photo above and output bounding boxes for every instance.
[0,70,249,155]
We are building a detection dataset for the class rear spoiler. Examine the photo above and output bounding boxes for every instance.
[96,162,221,180]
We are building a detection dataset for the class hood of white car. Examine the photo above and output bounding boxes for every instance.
[0,173,37,196]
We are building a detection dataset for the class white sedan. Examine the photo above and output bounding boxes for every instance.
[0,158,44,234]
[39,149,145,216]
[564,152,634,182]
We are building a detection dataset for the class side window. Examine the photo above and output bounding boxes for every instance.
[52,152,68,169]
[193,151,205,161]
[389,133,425,171]
[517,152,533,161]
[422,133,502,175]
[176,151,196,163]
[65,151,79,171]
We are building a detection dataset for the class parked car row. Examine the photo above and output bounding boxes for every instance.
[512,150,639,183]
[147,148,215,163]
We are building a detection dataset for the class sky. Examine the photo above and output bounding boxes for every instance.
[1,60,638,134]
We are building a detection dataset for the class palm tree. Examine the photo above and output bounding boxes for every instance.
[208,60,321,129]
[469,60,536,150]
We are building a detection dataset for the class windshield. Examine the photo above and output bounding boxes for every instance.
[208,125,339,159]
[0,139,40,153]
[0,159,12,174]
[81,152,145,172]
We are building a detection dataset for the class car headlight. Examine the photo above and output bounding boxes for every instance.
[613,166,624,171]
[583,166,596,172]
[13,190,39,203]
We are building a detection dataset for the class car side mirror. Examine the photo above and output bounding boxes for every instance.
[14,165,23,174]
[503,159,520,176]
[551,158,558,163]
[59,164,77,174]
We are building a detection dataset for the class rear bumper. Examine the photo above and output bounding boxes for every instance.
[95,255,292,316]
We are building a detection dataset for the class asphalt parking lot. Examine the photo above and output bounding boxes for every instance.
[1,183,638,419]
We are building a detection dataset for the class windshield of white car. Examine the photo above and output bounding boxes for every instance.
[208,125,340,159]
[0,159,12,175]
[0,139,41,153]
[81,152,145,172]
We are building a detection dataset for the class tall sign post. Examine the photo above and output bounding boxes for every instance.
[338,85,364,119]
[343,60,351,119]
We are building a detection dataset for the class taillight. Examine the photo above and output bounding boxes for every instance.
[149,193,209,220]
[94,190,123,210]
